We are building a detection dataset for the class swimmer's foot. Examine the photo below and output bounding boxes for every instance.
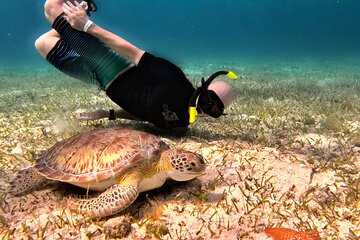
[80,0,97,16]
[85,0,97,13]
[77,109,108,121]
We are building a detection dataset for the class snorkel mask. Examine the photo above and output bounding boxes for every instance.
[189,70,238,124]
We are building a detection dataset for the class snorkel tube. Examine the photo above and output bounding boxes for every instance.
[189,70,238,124]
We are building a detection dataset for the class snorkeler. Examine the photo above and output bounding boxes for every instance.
[35,0,237,129]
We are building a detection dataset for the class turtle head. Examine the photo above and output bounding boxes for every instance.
[161,149,206,181]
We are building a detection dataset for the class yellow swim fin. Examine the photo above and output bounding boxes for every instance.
[226,71,238,80]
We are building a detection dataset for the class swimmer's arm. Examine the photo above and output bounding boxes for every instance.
[62,1,144,65]
[86,24,145,65]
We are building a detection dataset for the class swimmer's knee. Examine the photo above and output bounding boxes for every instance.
[44,0,63,23]
[34,33,58,58]
[34,35,47,57]
[44,0,55,17]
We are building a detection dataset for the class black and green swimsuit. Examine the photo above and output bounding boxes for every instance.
[47,14,195,129]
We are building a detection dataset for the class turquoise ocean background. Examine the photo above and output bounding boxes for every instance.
[1,0,360,67]
[1,2,360,239]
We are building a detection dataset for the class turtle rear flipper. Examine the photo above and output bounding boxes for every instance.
[70,184,139,218]
[8,167,52,196]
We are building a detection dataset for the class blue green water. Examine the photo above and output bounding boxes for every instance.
[1,0,360,67]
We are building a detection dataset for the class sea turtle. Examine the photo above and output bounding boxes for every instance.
[8,128,205,218]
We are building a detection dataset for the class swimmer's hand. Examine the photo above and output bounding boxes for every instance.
[62,1,89,31]
[77,109,108,121]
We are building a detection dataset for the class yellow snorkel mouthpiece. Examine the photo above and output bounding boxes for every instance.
[189,106,198,124]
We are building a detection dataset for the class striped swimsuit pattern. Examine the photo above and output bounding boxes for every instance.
[47,14,132,90]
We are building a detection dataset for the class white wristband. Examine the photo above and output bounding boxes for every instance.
[83,20,93,32]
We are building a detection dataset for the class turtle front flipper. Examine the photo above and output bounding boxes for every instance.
[8,167,53,196]
[69,184,139,218]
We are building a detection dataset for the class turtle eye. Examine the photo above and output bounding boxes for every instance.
[195,154,205,164]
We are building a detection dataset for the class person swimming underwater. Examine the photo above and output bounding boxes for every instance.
[35,0,237,129]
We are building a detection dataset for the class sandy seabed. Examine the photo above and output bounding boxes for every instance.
[0,59,359,239]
